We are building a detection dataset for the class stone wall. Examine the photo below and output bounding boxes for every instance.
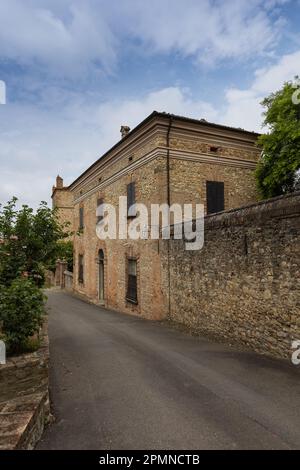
[0,319,50,449]
[169,159,257,213]
[64,270,73,291]
[55,259,68,287]
[161,192,300,359]
[51,176,74,234]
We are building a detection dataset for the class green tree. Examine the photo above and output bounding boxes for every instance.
[0,198,70,286]
[48,239,73,273]
[256,78,300,199]
[0,278,45,354]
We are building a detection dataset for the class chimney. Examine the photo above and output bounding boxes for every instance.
[56,175,63,189]
[120,125,130,139]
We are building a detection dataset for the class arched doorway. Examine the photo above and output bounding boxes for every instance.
[98,249,104,303]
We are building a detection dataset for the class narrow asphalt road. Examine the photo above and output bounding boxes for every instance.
[37,290,300,450]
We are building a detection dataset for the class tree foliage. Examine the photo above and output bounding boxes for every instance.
[48,239,74,273]
[0,278,45,354]
[0,198,71,354]
[0,198,70,286]
[256,79,300,199]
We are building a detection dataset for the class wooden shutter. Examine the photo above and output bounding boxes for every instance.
[206,181,224,214]
[127,182,136,216]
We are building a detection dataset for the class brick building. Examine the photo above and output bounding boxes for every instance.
[51,111,260,320]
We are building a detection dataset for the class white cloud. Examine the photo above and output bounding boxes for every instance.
[1,46,299,207]
[0,0,288,77]
[0,0,117,77]
[221,50,300,131]
[119,0,286,65]
[0,86,217,207]
[0,1,297,207]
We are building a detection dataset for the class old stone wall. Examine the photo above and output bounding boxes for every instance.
[52,185,74,234]
[161,192,300,359]
[64,270,73,291]
[169,159,257,212]
[0,319,49,449]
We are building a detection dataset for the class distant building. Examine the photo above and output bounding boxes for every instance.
[52,175,74,233]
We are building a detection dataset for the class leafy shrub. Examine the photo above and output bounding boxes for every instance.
[256,79,300,199]
[48,240,73,273]
[0,198,71,287]
[0,278,45,354]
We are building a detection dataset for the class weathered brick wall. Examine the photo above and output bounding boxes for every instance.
[161,192,300,359]
[169,159,257,212]
[72,156,168,319]
[68,115,260,320]
[52,187,74,233]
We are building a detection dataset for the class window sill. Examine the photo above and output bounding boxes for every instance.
[126,297,138,305]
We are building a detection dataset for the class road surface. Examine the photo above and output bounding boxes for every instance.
[37,290,300,450]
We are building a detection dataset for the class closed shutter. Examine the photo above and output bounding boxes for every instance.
[206,181,224,214]
[127,182,136,216]
[78,255,84,283]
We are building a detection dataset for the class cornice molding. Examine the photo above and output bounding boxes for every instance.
[69,114,259,192]
[73,147,257,204]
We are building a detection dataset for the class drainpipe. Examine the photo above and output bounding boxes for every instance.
[166,117,173,319]
[166,116,173,207]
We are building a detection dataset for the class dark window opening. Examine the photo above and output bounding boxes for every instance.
[78,254,84,284]
[79,206,84,229]
[126,259,137,304]
[206,181,225,214]
[96,198,104,224]
[127,182,136,217]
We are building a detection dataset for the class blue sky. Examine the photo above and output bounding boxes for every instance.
[0,0,299,207]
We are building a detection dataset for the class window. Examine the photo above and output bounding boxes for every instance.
[79,206,84,229]
[78,254,84,284]
[127,182,136,217]
[126,259,137,303]
[96,198,104,224]
[206,181,225,214]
